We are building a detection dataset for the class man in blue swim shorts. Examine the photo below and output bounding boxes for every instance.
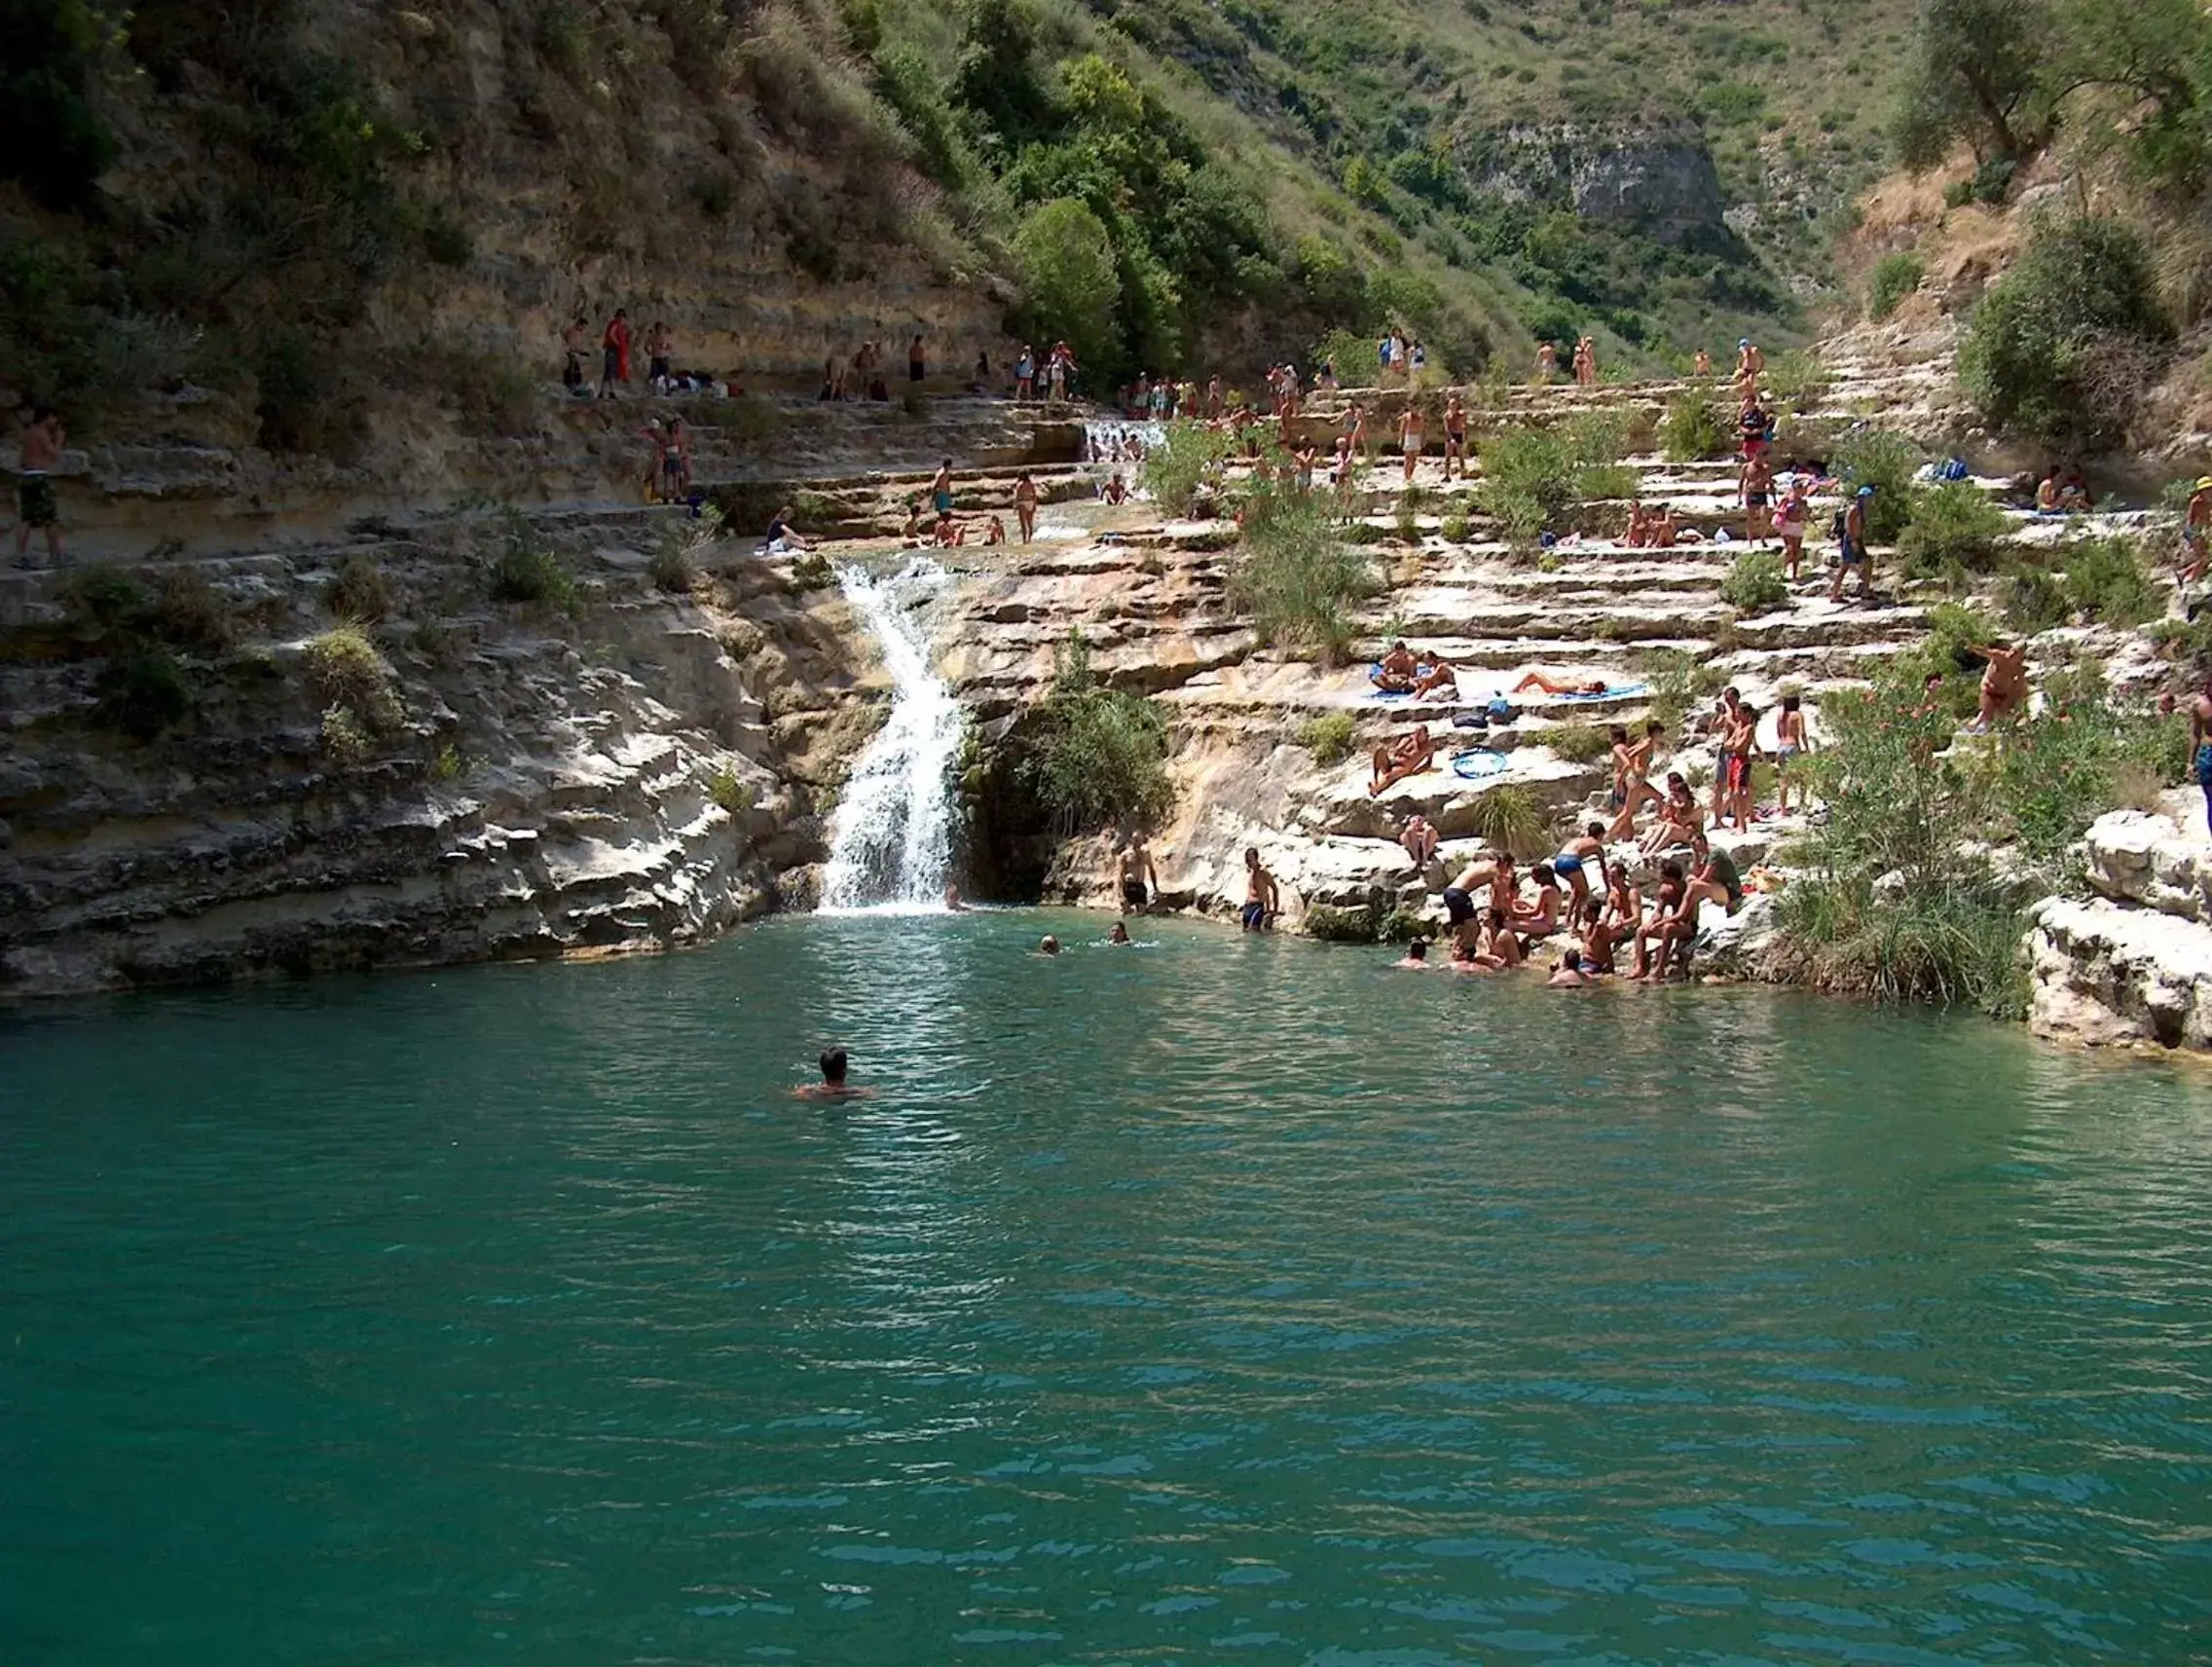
[1241,846,1279,932]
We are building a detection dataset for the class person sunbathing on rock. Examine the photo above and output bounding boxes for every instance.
[1968,640,2031,730]
[984,514,1007,546]
[1514,671,1608,697]
[1624,500,1650,548]
[1369,725,1437,796]
[1651,505,1678,548]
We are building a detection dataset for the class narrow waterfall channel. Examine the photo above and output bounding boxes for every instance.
[818,558,966,912]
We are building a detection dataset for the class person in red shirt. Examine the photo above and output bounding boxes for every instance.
[600,309,631,399]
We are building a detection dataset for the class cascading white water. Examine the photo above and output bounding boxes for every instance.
[819,559,966,913]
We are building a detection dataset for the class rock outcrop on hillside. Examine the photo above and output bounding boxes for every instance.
[1464,122,1726,247]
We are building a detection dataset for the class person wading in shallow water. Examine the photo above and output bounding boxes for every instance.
[1116,837,1158,912]
[1240,847,1279,932]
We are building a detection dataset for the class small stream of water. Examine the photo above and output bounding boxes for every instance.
[819,558,965,912]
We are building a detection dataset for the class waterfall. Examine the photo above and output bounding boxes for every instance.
[819,558,966,913]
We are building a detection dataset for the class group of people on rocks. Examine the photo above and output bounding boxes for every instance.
[898,463,1042,549]
[568,312,742,399]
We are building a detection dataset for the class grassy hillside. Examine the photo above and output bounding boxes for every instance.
[0,0,1917,463]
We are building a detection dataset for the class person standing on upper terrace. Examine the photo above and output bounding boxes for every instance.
[600,309,631,398]
[909,334,927,385]
[2192,674,2212,830]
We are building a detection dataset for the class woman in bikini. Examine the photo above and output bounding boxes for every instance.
[1514,671,1608,697]
[1641,772,1705,854]
[1604,722,1666,842]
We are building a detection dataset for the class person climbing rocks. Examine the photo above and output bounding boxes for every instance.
[1830,487,1873,603]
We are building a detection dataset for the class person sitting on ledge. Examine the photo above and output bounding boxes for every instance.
[1369,725,1437,796]
[1470,906,1526,971]
[1376,640,1420,692]
[1401,813,1439,871]
[984,514,1007,546]
[1623,500,1651,548]
[933,509,962,547]
[1511,862,1564,943]
[2058,466,2092,512]
[1630,861,1695,982]
[1412,656,1458,696]
[1650,504,1678,548]
[1514,671,1608,697]
[766,505,808,554]
[1102,472,1129,506]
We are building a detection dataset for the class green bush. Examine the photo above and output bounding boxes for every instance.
[1721,549,1790,612]
[1642,647,1725,730]
[1440,508,1471,542]
[703,767,756,815]
[1466,783,1552,859]
[789,551,835,592]
[1659,390,1729,463]
[1960,217,2172,449]
[1300,711,1357,764]
[1867,252,1927,320]
[1011,198,1122,379]
[1229,489,1379,665]
[1017,629,1176,834]
[1898,481,2009,580]
[1141,422,1235,516]
[1832,429,1921,543]
[326,553,392,622]
[307,625,403,735]
[1531,723,1614,764]
[2061,537,2159,625]
[92,648,195,741]
[1765,350,1831,411]
[59,564,155,640]
[319,705,375,764]
[2002,564,2070,633]
[0,0,116,210]
[488,509,578,610]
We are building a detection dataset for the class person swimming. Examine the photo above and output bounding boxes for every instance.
[793,1047,876,1100]
[1039,935,1061,956]
[1393,937,1432,970]
[1109,921,1132,945]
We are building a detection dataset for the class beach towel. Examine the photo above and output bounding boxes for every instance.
[1451,749,1511,780]
[1549,680,1650,704]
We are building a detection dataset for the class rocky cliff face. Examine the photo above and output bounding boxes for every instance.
[0,502,882,995]
[1463,122,1727,246]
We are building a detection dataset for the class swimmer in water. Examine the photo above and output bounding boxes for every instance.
[1109,921,1132,945]
[1039,935,1061,956]
[793,1047,875,1100]
[1393,937,1432,970]
[943,882,967,911]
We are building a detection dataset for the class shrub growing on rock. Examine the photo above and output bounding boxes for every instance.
[1299,711,1357,764]
[325,553,391,622]
[1659,390,1729,463]
[1832,429,1921,544]
[1229,488,1378,666]
[2060,537,2159,625]
[1016,629,1175,834]
[307,626,403,737]
[1959,216,2172,449]
[92,647,194,741]
[1721,549,1789,613]
[1764,350,1831,412]
[1466,783,1551,859]
[488,509,578,611]
[1866,252,1927,320]
[1898,482,2009,580]
[1142,422,1235,517]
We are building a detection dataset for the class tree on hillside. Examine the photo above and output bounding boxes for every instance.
[1892,0,2059,171]
[1960,217,2172,447]
[1013,198,1121,374]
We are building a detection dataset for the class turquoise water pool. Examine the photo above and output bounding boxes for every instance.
[4,913,2209,1663]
